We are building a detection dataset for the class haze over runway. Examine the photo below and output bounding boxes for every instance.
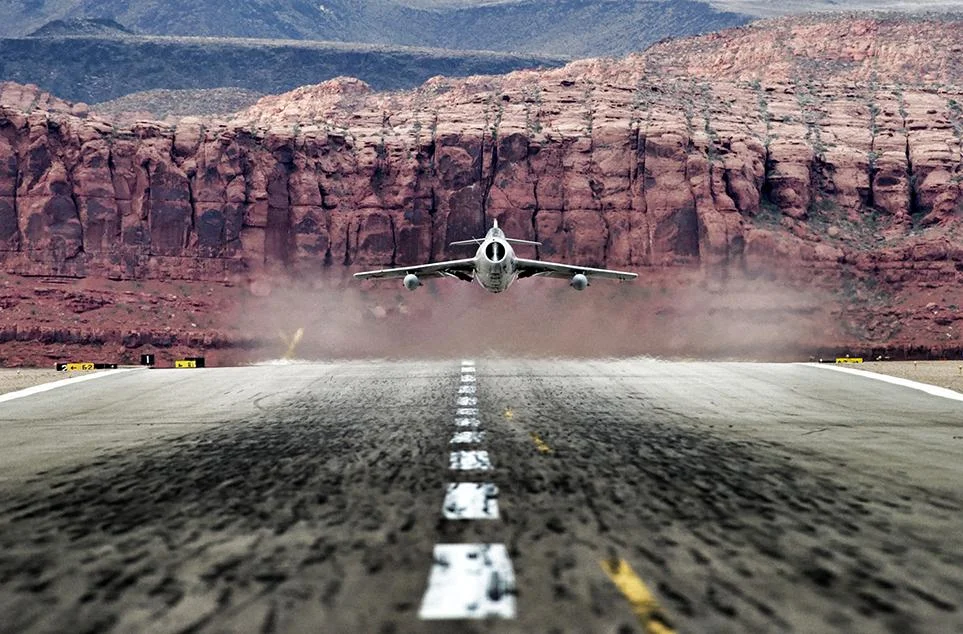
[0,360,960,633]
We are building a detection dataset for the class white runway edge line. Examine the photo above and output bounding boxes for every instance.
[442,482,499,520]
[806,363,963,402]
[419,544,517,619]
[0,369,138,404]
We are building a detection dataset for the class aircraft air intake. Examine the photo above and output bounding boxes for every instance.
[485,241,505,262]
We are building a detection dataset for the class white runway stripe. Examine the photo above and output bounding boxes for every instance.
[0,369,137,404]
[451,431,485,444]
[461,374,476,383]
[419,544,516,619]
[454,417,481,428]
[450,450,492,471]
[456,407,478,416]
[442,482,499,520]
[807,363,963,402]
[461,366,476,373]
[457,396,478,407]
[461,360,475,366]
[458,384,476,394]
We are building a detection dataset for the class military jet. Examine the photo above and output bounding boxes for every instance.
[354,220,637,292]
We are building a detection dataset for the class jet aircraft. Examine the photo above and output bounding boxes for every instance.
[354,220,638,292]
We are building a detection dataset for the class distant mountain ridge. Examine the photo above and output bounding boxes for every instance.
[0,35,568,104]
[3,0,750,57]
[27,18,134,37]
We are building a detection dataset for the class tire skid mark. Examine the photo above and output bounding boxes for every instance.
[0,363,455,633]
[466,359,963,633]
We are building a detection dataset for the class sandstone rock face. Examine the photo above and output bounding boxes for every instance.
[0,15,962,359]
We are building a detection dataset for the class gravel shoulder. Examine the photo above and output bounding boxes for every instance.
[854,360,963,393]
[0,369,78,395]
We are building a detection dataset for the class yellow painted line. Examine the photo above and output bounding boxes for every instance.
[600,558,676,634]
[530,432,553,454]
[280,327,304,360]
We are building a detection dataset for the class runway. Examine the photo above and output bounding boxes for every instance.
[0,360,960,633]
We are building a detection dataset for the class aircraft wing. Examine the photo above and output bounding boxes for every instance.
[354,258,476,282]
[514,258,637,281]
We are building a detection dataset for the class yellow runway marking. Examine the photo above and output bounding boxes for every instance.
[279,327,304,360]
[530,432,553,454]
[600,558,676,634]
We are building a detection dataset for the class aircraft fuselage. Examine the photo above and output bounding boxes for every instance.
[473,226,517,293]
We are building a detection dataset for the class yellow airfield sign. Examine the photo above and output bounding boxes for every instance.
[175,360,197,368]
[64,362,95,371]
[835,357,863,364]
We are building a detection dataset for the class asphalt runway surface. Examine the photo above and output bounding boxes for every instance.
[0,360,960,633]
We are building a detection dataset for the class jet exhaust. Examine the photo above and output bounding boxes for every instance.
[403,273,421,290]
[570,273,588,290]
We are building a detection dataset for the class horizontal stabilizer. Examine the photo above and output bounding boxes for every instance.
[506,239,542,246]
[449,238,484,246]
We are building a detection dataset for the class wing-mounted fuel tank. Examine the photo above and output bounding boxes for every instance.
[570,273,588,290]
[404,273,421,290]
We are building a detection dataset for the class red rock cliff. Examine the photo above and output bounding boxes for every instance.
[1,15,963,361]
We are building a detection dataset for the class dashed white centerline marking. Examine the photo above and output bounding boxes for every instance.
[461,360,475,367]
[458,384,476,394]
[456,407,478,416]
[450,450,492,471]
[455,417,481,428]
[419,544,517,620]
[461,366,476,373]
[451,431,485,444]
[457,396,478,407]
[442,482,499,520]
[461,374,476,383]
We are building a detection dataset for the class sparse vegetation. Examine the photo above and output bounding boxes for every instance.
[522,86,543,135]
[794,78,828,157]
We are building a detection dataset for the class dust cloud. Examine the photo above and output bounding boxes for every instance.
[230,268,841,362]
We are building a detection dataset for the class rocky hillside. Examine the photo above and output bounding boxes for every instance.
[640,12,963,85]
[3,1,749,58]
[709,0,963,17]
[1,14,962,363]
[92,89,265,123]
[0,35,566,104]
